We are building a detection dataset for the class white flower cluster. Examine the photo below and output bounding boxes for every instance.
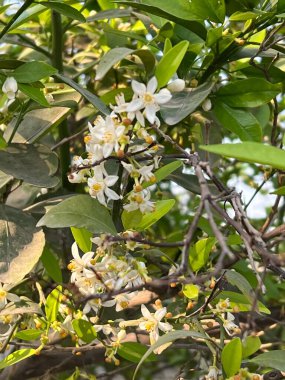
[214,298,240,336]
[67,242,150,315]
[68,76,173,212]
[0,77,18,113]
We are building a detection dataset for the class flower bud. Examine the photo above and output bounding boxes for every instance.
[202,98,212,112]
[167,79,185,92]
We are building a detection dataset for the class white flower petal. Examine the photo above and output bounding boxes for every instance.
[154,90,172,104]
[145,104,157,124]
[141,304,152,319]
[105,187,120,201]
[127,98,144,112]
[146,77,158,94]
[132,80,146,96]
[104,175,119,187]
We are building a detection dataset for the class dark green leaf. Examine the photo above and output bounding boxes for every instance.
[0,205,45,283]
[200,143,285,171]
[18,83,50,107]
[188,0,225,23]
[0,144,59,188]
[13,61,57,83]
[72,319,97,343]
[37,195,117,234]
[118,342,157,363]
[87,8,132,21]
[249,351,285,371]
[221,338,242,377]
[40,2,85,22]
[160,82,214,125]
[215,79,281,108]
[213,101,262,142]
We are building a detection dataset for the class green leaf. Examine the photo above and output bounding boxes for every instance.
[188,0,225,23]
[71,227,92,253]
[55,74,110,116]
[118,342,157,363]
[0,349,36,370]
[225,269,254,304]
[15,329,43,341]
[249,351,285,371]
[213,101,262,142]
[218,291,270,314]
[133,330,208,379]
[272,186,285,195]
[199,142,285,171]
[161,82,214,125]
[13,61,57,83]
[0,134,7,149]
[242,336,261,358]
[45,285,62,323]
[137,199,176,230]
[87,8,132,21]
[37,195,117,234]
[41,246,62,283]
[95,48,155,80]
[9,4,46,31]
[18,83,50,107]
[143,161,182,189]
[40,2,86,22]
[189,237,216,272]
[182,284,199,299]
[122,209,143,230]
[0,205,45,283]
[221,338,242,377]
[155,41,189,87]
[229,11,259,21]
[215,79,281,108]
[72,319,97,344]
[0,144,59,188]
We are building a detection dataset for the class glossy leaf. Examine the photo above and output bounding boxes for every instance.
[155,41,189,87]
[15,329,43,341]
[37,195,117,234]
[13,61,57,83]
[143,161,182,189]
[161,82,214,125]
[71,227,92,253]
[221,338,242,377]
[45,285,62,323]
[0,144,59,188]
[72,319,97,343]
[188,0,226,23]
[242,336,261,358]
[18,83,50,107]
[40,2,86,22]
[137,199,176,230]
[215,79,281,108]
[213,101,262,142]
[200,143,285,171]
[189,237,216,272]
[0,205,45,283]
[41,247,62,284]
[118,342,157,363]
[249,351,285,371]
[0,349,36,370]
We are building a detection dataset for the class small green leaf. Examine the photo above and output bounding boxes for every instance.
[189,237,216,272]
[15,329,43,341]
[249,351,285,371]
[242,336,261,358]
[71,227,92,253]
[45,285,62,323]
[122,209,143,230]
[155,40,189,87]
[229,11,259,21]
[225,270,254,304]
[215,79,281,108]
[221,338,242,377]
[41,246,62,283]
[13,61,57,83]
[37,195,117,234]
[18,83,50,107]
[272,186,285,195]
[72,319,97,343]
[137,199,176,230]
[143,161,182,189]
[0,134,7,149]
[40,2,85,22]
[182,284,199,299]
[200,142,285,171]
[0,349,36,370]
[118,342,157,363]
[213,101,262,142]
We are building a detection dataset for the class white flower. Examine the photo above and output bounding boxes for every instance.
[0,283,20,309]
[2,77,18,100]
[121,162,155,184]
[205,366,218,380]
[216,298,230,313]
[87,168,119,206]
[223,312,240,336]
[68,242,95,283]
[124,190,155,214]
[167,79,185,92]
[139,304,172,346]
[103,292,137,312]
[68,156,90,183]
[126,77,172,125]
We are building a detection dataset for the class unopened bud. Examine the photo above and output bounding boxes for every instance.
[202,98,212,112]
[190,79,198,88]
[186,301,194,310]
[233,305,240,313]
[117,149,125,158]
[155,299,163,309]
[235,38,245,46]
[145,135,154,144]
[122,118,132,126]
[165,312,173,318]
[134,184,143,192]
[167,79,185,92]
